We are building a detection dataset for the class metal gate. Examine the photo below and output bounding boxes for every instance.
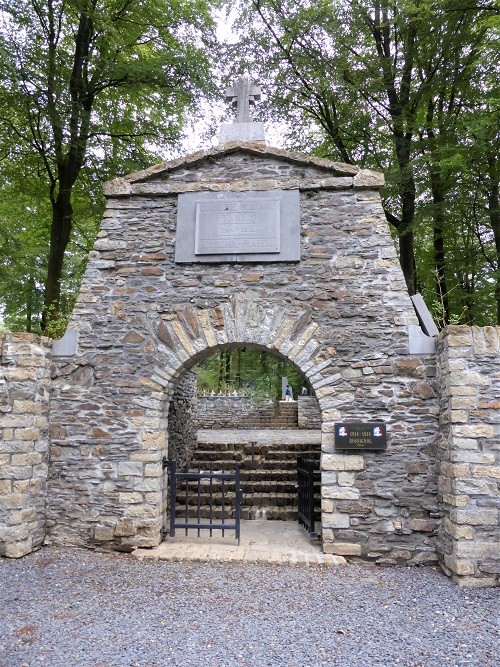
[163,458,243,544]
[297,457,320,536]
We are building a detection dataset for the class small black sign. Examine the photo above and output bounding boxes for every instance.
[335,423,387,451]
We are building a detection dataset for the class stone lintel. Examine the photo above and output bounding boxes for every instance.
[103,176,358,198]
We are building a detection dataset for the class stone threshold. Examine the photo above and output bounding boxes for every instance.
[133,520,346,567]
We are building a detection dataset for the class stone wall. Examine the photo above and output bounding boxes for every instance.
[196,394,321,429]
[0,334,51,558]
[45,143,441,563]
[321,355,439,564]
[197,396,277,428]
[168,372,198,470]
[0,138,497,589]
[436,326,500,587]
[47,348,168,551]
[297,396,321,429]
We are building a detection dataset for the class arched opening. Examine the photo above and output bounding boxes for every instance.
[194,345,312,400]
[166,343,322,539]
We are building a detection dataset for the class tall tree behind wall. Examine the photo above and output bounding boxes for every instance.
[0,0,219,335]
[231,0,499,324]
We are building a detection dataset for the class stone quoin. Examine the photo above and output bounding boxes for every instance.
[0,140,498,586]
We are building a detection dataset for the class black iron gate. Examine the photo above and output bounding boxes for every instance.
[163,459,243,544]
[297,457,320,536]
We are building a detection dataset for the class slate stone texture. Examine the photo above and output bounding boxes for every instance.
[167,371,197,471]
[47,142,441,563]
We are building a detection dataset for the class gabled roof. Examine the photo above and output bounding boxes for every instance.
[103,141,383,197]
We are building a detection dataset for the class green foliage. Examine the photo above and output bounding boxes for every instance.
[0,0,221,331]
[194,347,308,400]
[0,142,104,332]
[230,0,500,324]
[1,0,498,332]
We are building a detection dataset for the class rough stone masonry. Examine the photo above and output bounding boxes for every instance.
[0,141,498,586]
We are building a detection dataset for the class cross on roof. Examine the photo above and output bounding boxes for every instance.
[225,73,261,123]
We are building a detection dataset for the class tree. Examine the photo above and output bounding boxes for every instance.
[195,347,307,399]
[231,0,498,319]
[0,0,219,334]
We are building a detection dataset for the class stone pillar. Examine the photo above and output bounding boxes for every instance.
[297,396,321,428]
[321,450,365,557]
[48,357,170,552]
[0,334,51,558]
[436,326,500,587]
[321,419,364,557]
[168,371,198,469]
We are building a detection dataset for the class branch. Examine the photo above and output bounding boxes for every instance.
[384,208,402,231]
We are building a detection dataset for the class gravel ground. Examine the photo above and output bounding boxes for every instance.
[0,547,498,667]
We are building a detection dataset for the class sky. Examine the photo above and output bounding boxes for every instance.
[177,6,284,157]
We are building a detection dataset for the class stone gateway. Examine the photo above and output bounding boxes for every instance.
[1,140,499,587]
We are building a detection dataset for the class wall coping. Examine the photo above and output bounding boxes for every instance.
[103,142,384,197]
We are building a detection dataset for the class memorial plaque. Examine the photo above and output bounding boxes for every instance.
[194,198,280,255]
[175,190,300,263]
[335,423,387,451]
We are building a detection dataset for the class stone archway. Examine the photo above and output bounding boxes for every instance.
[154,296,333,413]
[162,307,326,527]
[46,142,440,565]
[148,296,336,540]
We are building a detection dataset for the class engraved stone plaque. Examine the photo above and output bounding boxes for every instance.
[195,198,280,255]
[175,190,300,263]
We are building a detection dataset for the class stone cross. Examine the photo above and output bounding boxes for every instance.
[225,73,261,123]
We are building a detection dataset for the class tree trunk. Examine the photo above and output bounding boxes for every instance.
[487,156,500,324]
[394,133,418,295]
[42,189,73,333]
[224,349,231,390]
[234,348,242,388]
[429,165,449,326]
[217,351,225,393]
[26,266,35,333]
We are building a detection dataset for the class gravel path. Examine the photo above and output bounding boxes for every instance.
[1,547,498,667]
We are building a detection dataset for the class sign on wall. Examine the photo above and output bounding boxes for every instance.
[335,423,387,451]
[195,198,280,255]
[175,190,300,263]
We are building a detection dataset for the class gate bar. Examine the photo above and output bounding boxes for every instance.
[166,460,242,544]
[297,457,320,536]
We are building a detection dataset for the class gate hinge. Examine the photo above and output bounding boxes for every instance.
[162,456,170,470]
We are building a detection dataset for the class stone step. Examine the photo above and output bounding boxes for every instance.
[194,444,320,456]
[175,491,293,504]
[179,480,315,495]
[175,474,321,490]
[240,469,305,481]
[188,464,319,478]
[190,459,320,473]
[196,439,317,449]
[179,437,321,525]
[173,506,320,522]
[174,491,320,508]
[191,456,320,468]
